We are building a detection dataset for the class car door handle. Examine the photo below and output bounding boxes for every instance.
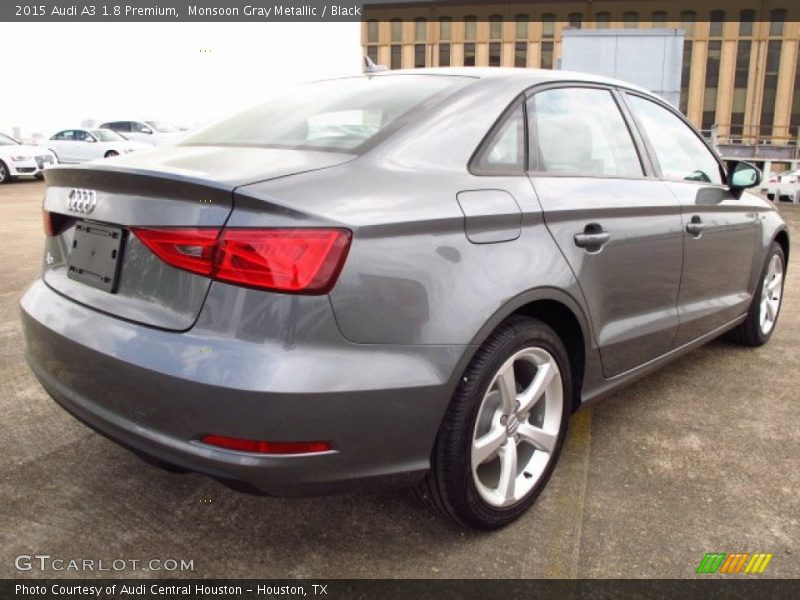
[686,216,705,236]
[574,225,610,250]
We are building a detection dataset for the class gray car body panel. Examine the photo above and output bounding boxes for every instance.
[21,68,788,494]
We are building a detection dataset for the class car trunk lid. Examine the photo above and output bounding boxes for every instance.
[41,146,355,331]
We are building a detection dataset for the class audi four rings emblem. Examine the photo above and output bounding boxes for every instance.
[67,189,97,214]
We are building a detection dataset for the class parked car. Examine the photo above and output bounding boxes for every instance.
[97,120,183,145]
[46,128,147,164]
[0,132,56,183]
[22,69,789,529]
[778,168,800,203]
[762,171,779,200]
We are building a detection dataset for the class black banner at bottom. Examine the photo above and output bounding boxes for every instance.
[3,579,800,600]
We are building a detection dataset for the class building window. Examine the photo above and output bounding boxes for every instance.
[515,42,527,67]
[367,20,379,44]
[769,9,786,37]
[596,12,611,28]
[489,15,502,40]
[652,11,668,28]
[414,44,426,68]
[464,16,477,42]
[489,42,501,66]
[760,40,782,133]
[791,44,800,136]
[568,13,582,29]
[731,40,751,137]
[414,18,427,43]
[542,14,555,39]
[624,12,639,28]
[702,40,722,130]
[541,41,554,69]
[515,14,529,40]
[680,11,696,37]
[464,42,476,66]
[391,19,402,43]
[439,16,452,41]
[390,44,401,69]
[680,41,693,114]
[709,10,725,37]
[367,45,378,64]
[439,43,450,67]
[739,10,755,37]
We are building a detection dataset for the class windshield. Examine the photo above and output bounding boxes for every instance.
[0,133,20,146]
[145,121,179,133]
[92,129,125,142]
[180,75,469,152]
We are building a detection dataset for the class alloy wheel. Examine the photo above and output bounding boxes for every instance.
[471,347,563,508]
[760,254,784,335]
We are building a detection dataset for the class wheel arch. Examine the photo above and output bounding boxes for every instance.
[458,288,595,413]
[774,228,790,271]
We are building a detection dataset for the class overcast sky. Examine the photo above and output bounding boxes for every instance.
[1,22,362,138]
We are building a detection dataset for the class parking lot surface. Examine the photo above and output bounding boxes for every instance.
[1,180,798,578]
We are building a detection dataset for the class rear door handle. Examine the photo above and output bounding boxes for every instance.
[574,225,610,251]
[686,216,705,236]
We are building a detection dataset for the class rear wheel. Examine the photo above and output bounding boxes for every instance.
[0,160,10,184]
[728,242,785,346]
[417,316,571,529]
[105,151,119,158]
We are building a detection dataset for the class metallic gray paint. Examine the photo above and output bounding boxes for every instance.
[21,68,788,495]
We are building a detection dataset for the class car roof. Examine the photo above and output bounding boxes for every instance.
[370,67,652,95]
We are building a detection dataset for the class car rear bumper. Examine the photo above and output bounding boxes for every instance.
[21,279,466,495]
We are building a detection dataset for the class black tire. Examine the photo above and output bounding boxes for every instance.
[105,151,119,158]
[0,160,10,184]
[417,315,571,529]
[727,242,786,346]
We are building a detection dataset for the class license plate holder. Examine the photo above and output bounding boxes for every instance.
[67,222,124,293]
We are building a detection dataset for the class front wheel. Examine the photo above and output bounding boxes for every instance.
[728,242,786,346]
[105,150,119,158]
[0,160,10,184]
[418,316,571,529]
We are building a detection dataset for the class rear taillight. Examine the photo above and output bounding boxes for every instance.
[132,228,219,276]
[132,227,351,295]
[43,210,55,236]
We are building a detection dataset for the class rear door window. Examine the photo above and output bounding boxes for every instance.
[527,87,643,178]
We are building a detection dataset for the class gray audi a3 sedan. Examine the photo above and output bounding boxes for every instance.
[21,68,789,529]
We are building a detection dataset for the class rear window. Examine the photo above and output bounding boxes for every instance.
[180,75,469,152]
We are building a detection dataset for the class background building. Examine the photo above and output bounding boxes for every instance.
[362,1,800,169]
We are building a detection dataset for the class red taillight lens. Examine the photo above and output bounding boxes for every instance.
[215,229,351,293]
[133,228,220,276]
[201,434,332,455]
[43,210,55,236]
[131,227,351,294]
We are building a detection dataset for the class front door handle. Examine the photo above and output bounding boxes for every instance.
[686,216,705,237]
[574,224,610,251]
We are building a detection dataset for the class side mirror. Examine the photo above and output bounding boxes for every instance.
[728,161,761,196]
[85,137,97,143]
[141,127,153,135]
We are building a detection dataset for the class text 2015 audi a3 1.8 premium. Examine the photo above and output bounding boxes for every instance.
[21,69,789,529]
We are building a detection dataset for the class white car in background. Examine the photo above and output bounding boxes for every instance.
[778,168,800,203]
[46,128,147,164]
[98,120,183,145]
[0,132,56,183]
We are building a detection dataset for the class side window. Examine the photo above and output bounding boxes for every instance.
[51,131,66,140]
[472,102,526,175]
[527,87,643,178]
[626,94,723,185]
[132,121,149,133]
[73,130,86,141]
